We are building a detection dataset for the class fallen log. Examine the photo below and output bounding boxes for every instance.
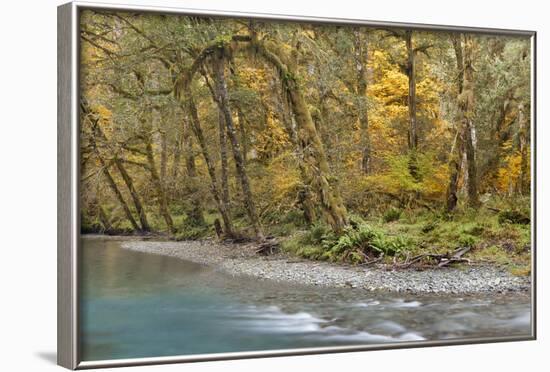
[397,246,471,269]
[438,246,471,267]
[255,237,279,255]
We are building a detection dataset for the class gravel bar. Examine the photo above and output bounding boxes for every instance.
[119,238,531,294]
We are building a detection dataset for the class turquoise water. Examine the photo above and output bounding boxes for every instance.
[80,237,531,361]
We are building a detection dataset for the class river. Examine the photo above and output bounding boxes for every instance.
[80,236,531,361]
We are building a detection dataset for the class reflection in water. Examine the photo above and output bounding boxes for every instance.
[80,237,531,361]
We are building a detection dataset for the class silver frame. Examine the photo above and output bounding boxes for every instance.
[57,1,537,369]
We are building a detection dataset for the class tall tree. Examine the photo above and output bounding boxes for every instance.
[212,51,264,240]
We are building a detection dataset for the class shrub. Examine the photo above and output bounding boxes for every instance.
[458,233,479,247]
[308,223,332,244]
[421,220,439,233]
[323,224,411,263]
[461,223,485,236]
[498,210,530,225]
[296,245,326,260]
[383,208,402,223]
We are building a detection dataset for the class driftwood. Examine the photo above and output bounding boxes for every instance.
[213,218,223,239]
[255,237,280,255]
[397,246,471,269]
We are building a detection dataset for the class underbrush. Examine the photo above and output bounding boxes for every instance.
[281,206,531,274]
[282,218,413,264]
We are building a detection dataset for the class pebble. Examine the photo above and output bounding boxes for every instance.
[120,240,531,294]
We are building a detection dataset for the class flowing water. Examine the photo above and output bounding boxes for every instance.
[80,236,531,361]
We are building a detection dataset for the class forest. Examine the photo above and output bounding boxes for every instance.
[80,10,532,274]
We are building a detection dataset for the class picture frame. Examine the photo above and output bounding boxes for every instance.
[58,1,537,369]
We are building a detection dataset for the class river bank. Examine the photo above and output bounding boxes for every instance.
[83,235,531,294]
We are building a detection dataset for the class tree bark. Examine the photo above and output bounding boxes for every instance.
[212,54,264,240]
[84,104,141,231]
[462,35,479,207]
[446,34,464,213]
[518,103,529,195]
[405,30,420,180]
[160,130,167,187]
[182,116,205,225]
[280,99,317,225]
[185,95,235,237]
[446,130,463,212]
[93,142,140,231]
[114,158,151,231]
[447,34,478,210]
[144,134,175,233]
[237,109,248,166]
[171,130,183,180]
[253,39,348,232]
[89,111,151,231]
[97,204,112,233]
[218,110,231,213]
[354,29,371,174]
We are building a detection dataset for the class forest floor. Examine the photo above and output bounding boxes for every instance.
[118,237,531,294]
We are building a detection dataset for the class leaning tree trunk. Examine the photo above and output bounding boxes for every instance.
[181,36,347,233]
[212,54,264,240]
[184,96,235,237]
[253,39,348,233]
[405,30,419,180]
[93,141,140,231]
[114,158,151,232]
[97,204,112,233]
[91,116,151,231]
[279,96,317,225]
[182,116,205,225]
[144,135,175,233]
[86,111,141,231]
[354,29,371,174]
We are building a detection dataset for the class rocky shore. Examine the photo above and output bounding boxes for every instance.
[114,237,532,294]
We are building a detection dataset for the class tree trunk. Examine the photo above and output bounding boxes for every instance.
[171,131,183,180]
[89,112,151,231]
[212,54,264,240]
[354,29,371,174]
[446,130,463,212]
[218,110,231,213]
[185,96,235,237]
[94,145,140,231]
[285,106,317,225]
[85,110,141,231]
[405,30,419,180]
[97,204,112,233]
[517,103,529,195]
[114,158,151,231]
[462,35,479,207]
[182,116,205,225]
[463,119,479,207]
[144,135,175,233]
[446,34,464,213]
[237,109,248,166]
[160,130,167,188]
[254,40,348,232]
